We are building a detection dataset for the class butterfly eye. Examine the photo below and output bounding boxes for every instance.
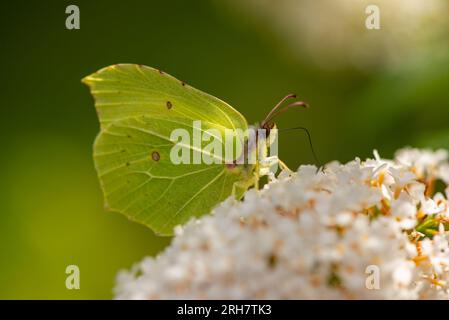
[260,122,275,136]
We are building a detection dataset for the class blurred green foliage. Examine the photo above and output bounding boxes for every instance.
[0,0,448,298]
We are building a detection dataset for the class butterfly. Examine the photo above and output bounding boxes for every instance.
[83,64,310,236]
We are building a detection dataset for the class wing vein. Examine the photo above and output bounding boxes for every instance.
[161,169,226,230]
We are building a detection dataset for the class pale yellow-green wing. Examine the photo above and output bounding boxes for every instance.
[83,64,254,236]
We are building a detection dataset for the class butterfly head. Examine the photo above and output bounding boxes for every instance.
[260,121,277,137]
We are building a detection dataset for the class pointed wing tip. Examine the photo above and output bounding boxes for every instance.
[81,64,119,84]
[82,64,150,85]
[81,72,101,86]
[81,75,92,86]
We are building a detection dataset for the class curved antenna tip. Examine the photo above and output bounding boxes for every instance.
[287,101,309,108]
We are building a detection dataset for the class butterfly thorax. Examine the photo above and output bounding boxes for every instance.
[234,123,278,177]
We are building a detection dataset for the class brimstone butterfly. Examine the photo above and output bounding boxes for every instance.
[83,64,308,236]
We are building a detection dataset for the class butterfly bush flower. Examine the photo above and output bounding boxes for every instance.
[115,148,449,299]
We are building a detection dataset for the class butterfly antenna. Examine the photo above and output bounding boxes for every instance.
[270,101,309,122]
[262,94,309,127]
[262,94,296,126]
[280,126,321,168]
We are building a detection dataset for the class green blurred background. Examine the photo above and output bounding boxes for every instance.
[0,0,448,299]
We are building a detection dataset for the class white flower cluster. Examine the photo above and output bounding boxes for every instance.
[115,148,449,299]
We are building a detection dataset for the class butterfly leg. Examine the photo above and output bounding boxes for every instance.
[279,159,293,173]
[254,162,260,191]
[232,176,256,200]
